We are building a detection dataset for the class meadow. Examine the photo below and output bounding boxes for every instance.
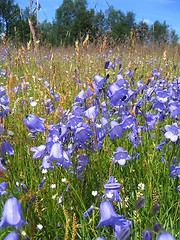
[0,39,179,240]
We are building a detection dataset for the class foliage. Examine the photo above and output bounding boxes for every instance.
[1,1,179,46]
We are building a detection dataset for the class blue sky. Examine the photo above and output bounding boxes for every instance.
[15,0,180,38]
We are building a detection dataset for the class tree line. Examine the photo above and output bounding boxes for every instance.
[0,0,179,47]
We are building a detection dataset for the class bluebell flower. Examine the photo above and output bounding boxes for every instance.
[107,84,127,106]
[104,60,115,69]
[116,74,129,88]
[169,162,180,178]
[24,114,45,132]
[67,114,83,130]
[0,182,7,196]
[96,200,121,228]
[156,89,170,103]
[164,123,180,142]
[104,176,121,202]
[113,147,131,166]
[156,232,176,240]
[1,140,14,155]
[75,90,87,103]
[114,226,131,240]
[83,205,94,218]
[75,124,92,144]
[3,231,19,240]
[0,197,27,229]
[95,237,104,240]
[109,120,124,140]
[84,106,99,122]
[142,229,152,240]
[125,68,133,77]
[94,74,107,88]
[40,156,54,169]
[30,145,46,159]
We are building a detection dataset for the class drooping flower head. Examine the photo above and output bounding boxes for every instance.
[3,231,19,240]
[0,197,27,229]
[24,114,45,133]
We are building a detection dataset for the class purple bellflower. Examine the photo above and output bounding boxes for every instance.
[113,147,131,166]
[83,205,94,219]
[0,140,14,155]
[84,106,99,122]
[24,114,45,132]
[164,123,180,142]
[0,182,7,196]
[0,197,27,229]
[109,120,124,140]
[96,200,122,228]
[156,232,176,240]
[94,74,107,88]
[104,176,121,202]
[142,229,152,240]
[4,231,19,240]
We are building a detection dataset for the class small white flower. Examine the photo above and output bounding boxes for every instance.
[106,192,113,199]
[61,178,67,183]
[58,195,63,204]
[30,101,37,107]
[37,224,43,230]
[138,182,145,191]
[92,190,98,196]
[52,194,58,199]
[42,169,47,174]
[50,184,56,189]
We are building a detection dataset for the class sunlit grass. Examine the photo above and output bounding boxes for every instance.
[0,41,180,239]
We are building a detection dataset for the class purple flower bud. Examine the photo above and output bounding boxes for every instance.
[0,197,27,229]
[153,222,163,232]
[4,231,19,240]
[134,196,145,209]
[83,205,94,218]
[142,229,152,240]
[152,203,160,216]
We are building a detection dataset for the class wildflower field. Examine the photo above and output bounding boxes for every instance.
[0,41,179,240]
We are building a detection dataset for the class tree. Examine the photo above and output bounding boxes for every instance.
[105,6,136,42]
[150,20,169,43]
[55,0,75,45]
[136,21,149,44]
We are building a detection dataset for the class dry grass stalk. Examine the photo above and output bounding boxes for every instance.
[71,213,77,240]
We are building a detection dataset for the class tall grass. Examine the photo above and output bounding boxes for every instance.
[0,40,180,239]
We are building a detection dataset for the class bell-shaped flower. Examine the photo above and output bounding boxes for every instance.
[156,232,176,240]
[96,200,121,228]
[107,84,127,106]
[75,89,87,103]
[109,120,124,140]
[24,114,45,132]
[0,197,27,229]
[75,124,92,144]
[113,147,131,166]
[0,182,7,196]
[84,106,99,122]
[4,231,19,240]
[30,145,46,159]
[114,225,131,240]
[94,74,107,88]
[1,140,14,155]
[164,122,180,142]
[142,229,152,240]
[104,176,121,202]
[67,114,83,130]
